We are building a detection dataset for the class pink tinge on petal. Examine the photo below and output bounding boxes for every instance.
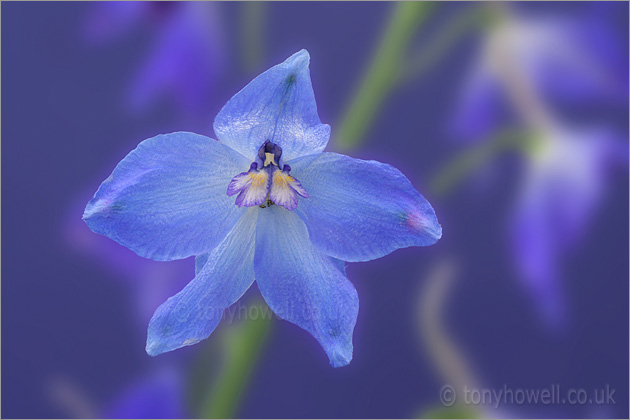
[404,208,443,241]
[406,210,430,232]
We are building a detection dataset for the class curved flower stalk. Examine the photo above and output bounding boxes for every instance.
[83,50,442,367]
[416,258,488,419]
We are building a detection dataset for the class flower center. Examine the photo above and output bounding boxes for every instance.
[226,141,309,211]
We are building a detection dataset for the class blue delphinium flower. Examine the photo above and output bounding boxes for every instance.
[83,50,442,367]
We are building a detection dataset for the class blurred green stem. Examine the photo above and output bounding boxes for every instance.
[240,2,266,72]
[335,3,493,151]
[398,5,493,85]
[200,304,272,419]
[336,2,434,150]
[429,129,533,196]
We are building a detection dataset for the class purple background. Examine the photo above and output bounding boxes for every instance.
[2,2,628,418]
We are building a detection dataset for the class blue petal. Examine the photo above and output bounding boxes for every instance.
[289,153,442,262]
[214,50,330,162]
[194,253,210,276]
[146,209,258,355]
[83,132,249,261]
[254,206,358,367]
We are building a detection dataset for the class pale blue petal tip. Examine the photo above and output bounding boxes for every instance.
[434,223,443,241]
[145,339,163,357]
[328,344,353,368]
[284,49,310,71]
[424,214,443,243]
[145,334,200,357]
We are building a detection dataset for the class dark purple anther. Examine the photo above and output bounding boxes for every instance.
[257,140,283,166]
[257,140,270,161]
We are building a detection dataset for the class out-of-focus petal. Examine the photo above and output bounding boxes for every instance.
[146,209,258,356]
[509,127,625,327]
[254,206,358,367]
[505,17,627,105]
[510,184,567,327]
[289,153,441,262]
[452,6,628,140]
[451,65,511,141]
[127,2,225,114]
[214,50,330,162]
[82,2,146,45]
[83,132,249,261]
[105,367,186,419]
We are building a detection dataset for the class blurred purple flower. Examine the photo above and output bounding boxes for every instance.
[83,1,225,116]
[450,4,628,327]
[47,361,188,419]
[83,2,146,44]
[452,3,628,140]
[509,127,627,326]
